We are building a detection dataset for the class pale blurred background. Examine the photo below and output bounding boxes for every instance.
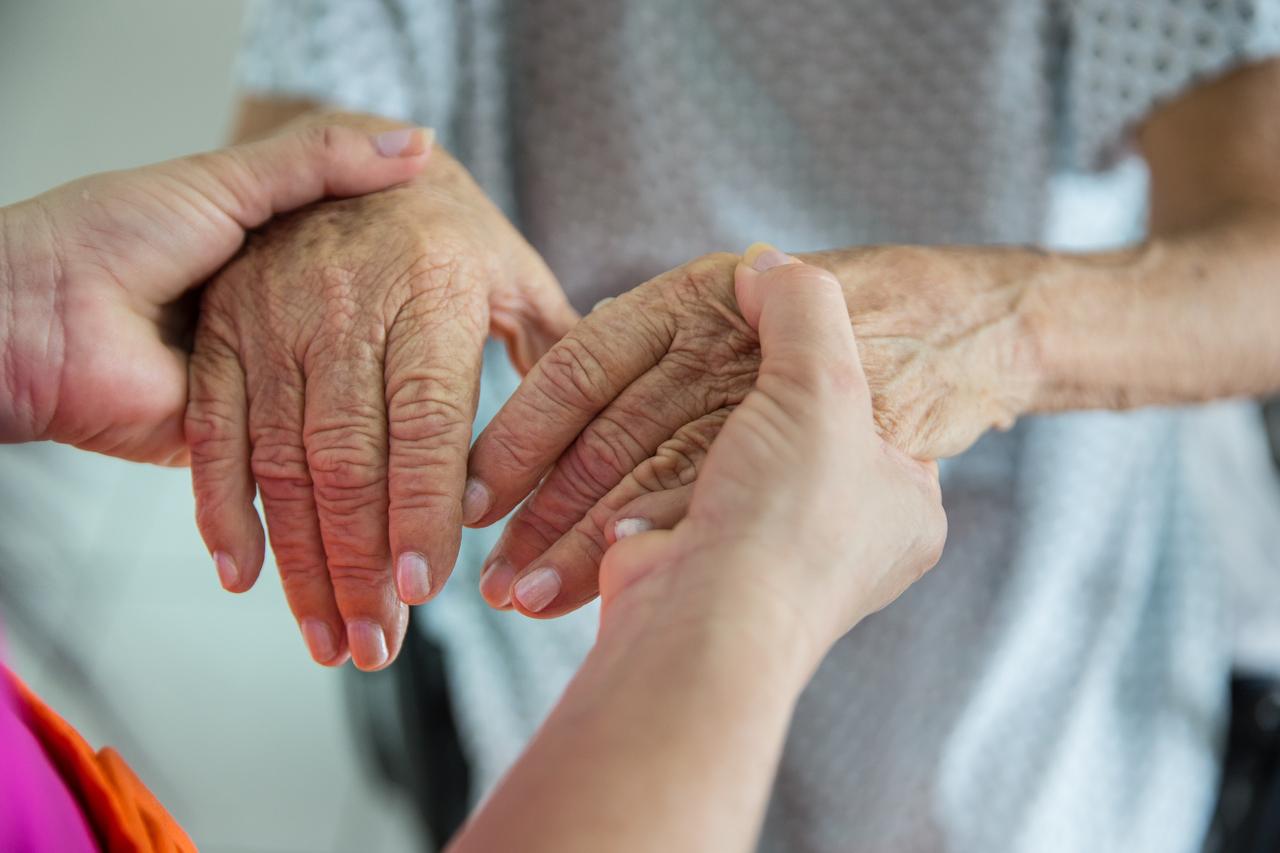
[6,3,1278,852]
[0,2,422,851]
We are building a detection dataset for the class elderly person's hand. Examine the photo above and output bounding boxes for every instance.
[0,123,429,462]
[597,248,948,645]
[451,251,945,853]
[185,115,579,669]
[465,243,1031,616]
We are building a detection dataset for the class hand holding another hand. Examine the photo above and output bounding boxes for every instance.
[1,124,431,463]
[466,244,1030,618]
[597,249,947,665]
[185,119,578,669]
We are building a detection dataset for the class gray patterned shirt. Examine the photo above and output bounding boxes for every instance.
[239,2,1280,849]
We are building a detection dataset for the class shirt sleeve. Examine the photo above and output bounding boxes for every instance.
[236,0,458,125]
[1061,0,1280,171]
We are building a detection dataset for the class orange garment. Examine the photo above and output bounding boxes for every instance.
[5,669,196,853]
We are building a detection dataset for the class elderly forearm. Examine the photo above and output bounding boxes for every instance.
[1022,203,1280,412]
[450,562,814,853]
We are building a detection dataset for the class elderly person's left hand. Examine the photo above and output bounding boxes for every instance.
[464,242,1037,616]
[0,123,430,464]
[467,59,1280,621]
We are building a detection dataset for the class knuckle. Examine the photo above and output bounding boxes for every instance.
[326,560,391,593]
[478,419,544,476]
[633,424,714,493]
[387,378,472,446]
[184,403,241,454]
[316,124,341,158]
[562,428,641,501]
[250,435,312,499]
[537,337,614,413]
[505,504,565,556]
[307,435,384,503]
[388,485,458,519]
[274,547,327,583]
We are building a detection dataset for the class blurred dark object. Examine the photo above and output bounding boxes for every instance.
[1264,398,1280,471]
[343,612,470,851]
[1205,677,1280,853]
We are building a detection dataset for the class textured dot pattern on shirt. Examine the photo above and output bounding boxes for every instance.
[236,2,1280,850]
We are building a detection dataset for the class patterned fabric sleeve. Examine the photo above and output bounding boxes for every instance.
[1062,0,1280,170]
[236,0,456,125]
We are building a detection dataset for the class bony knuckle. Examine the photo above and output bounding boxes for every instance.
[539,338,612,411]
[507,505,565,555]
[308,445,383,498]
[387,385,470,445]
[250,440,311,496]
[184,405,240,451]
[326,560,391,591]
[564,431,638,499]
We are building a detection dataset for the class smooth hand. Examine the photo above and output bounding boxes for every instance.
[185,132,578,670]
[0,125,430,463]
[466,244,1031,617]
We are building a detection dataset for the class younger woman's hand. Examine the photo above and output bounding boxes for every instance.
[0,123,431,464]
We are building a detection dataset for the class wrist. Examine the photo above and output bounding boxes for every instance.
[807,244,1050,427]
[1017,244,1148,413]
[600,546,827,692]
[0,200,63,443]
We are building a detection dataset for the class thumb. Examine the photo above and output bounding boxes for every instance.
[598,527,680,609]
[734,243,870,411]
[188,124,434,230]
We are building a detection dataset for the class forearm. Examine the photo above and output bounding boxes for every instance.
[1023,203,1280,411]
[450,564,815,853]
[810,202,1280,425]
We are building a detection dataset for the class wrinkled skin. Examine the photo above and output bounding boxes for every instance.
[597,251,947,658]
[467,245,1035,617]
[186,150,577,670]
[0,124,429,463]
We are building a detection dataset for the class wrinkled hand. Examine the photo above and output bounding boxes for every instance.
[596,251,946,658]
[466,244,1032,617]
[186,135,577,669]
[0,124,429,463]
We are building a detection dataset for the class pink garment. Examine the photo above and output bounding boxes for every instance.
[0,628,99,853]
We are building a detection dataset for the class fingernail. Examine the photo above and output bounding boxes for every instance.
[743,241,796,272]
[373,127,434,157]
[479,558,515,608]
[301,619,339,664]
[396,551,432,602]
[614,517,653,540]
[347,619,389,670]
[461,477,492,525]
[213,551,239,590]
[514,567,561,613]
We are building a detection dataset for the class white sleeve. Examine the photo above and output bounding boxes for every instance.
[236,0,459,125]
[1062,0,1280,171]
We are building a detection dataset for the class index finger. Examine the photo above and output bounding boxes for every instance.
[464,290,670,527]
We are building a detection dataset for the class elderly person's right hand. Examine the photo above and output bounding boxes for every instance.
[186,116,578,670]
